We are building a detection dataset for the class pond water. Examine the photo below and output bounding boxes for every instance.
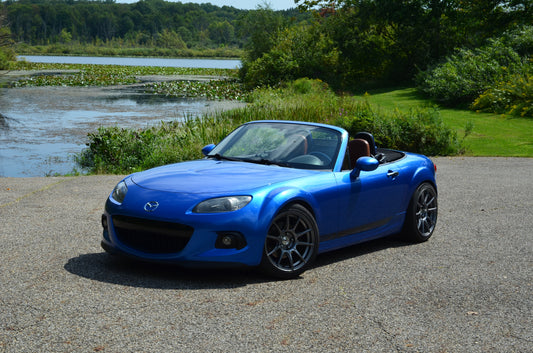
[18,55,241,69]
[0,86,245,177]
[1,56,243,177]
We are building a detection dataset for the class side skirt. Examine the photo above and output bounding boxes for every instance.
[318,214,404,254]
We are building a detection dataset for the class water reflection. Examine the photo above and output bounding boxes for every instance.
[0,86,245,177]
[0,113,9,129]
[101,90,197,105]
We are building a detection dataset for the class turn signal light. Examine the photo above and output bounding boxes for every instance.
[101,214,108,229]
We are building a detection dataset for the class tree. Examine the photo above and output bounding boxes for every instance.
[238,4,286,62]
[242,23,339,88]
[58,28,72,44]
[0,5,15,70]
[155,29,186,49]
[238,4,287,82]
[291,0,531,88]
[2,0,256,49]
[208,20,234,45]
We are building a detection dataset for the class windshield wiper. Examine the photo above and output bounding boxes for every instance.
[210,154,289,167]
[210,153,240,162]
[241,158,289,167]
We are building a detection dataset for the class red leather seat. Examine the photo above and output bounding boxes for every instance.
[348,138,370,168]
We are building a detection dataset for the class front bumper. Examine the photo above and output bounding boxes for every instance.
[101,210,266,267]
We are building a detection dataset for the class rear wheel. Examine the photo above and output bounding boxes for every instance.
[402,183,438,242]
[260,204,319,279]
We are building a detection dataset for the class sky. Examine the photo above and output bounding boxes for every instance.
[116,0,298,11]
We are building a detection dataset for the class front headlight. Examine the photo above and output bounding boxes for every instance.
[193,196,252,213]
[111,180,128,204]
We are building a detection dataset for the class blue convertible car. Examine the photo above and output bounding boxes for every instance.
[101,120,437,278]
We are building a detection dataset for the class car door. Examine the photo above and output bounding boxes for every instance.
[332,162,410,241]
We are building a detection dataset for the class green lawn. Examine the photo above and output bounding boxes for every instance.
[361,88,533,157]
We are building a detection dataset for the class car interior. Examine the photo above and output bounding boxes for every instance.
[342,132,406,170]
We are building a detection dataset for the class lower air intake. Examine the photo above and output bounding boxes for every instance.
[112,215,194,254]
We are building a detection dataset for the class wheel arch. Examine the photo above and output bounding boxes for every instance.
[279,199,316,219]
[258,186,321,231]
[409,160,438,196]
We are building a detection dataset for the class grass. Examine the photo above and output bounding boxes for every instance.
[360,88,533,157]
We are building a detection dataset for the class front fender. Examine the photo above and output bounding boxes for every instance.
[407,157,437,200]
[258,186,321,229]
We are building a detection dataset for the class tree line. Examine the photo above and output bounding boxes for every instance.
[2,0,306,49]
[241,0,532,89]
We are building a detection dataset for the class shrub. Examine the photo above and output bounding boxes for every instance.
[335,102,461,156]
[0,38,15,70]
[503,25,533,57]
[416,40,523,105]
[76,119,232,174]
[0,47,15,70]
[417,27,533,115]
[472,69,533,118]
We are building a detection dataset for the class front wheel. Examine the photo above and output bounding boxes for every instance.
[402,183,438,242]
[259,204,319,279]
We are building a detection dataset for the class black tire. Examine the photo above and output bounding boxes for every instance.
[259,204,319,279]
[402,182,438,242]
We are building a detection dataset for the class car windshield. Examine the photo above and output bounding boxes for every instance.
[208,122,342,170]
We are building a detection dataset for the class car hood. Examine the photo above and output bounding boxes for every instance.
[131,159,316,194]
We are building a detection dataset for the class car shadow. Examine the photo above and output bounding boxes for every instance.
[64,252,265,290]
[64,235,412,289]
[312,234,412,269]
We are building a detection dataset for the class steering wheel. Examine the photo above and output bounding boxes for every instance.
[309,151,332,165]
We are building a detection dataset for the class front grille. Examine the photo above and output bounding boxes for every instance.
[112,215,194,254]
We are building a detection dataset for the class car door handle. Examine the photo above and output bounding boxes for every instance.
[387,170,399,178]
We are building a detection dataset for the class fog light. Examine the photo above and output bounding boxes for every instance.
[215,232,246,250]
[221,235,233,246]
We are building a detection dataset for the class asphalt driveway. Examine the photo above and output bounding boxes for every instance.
[0,157,531,352]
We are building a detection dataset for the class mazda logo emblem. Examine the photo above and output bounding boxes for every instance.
[144,201,159,212]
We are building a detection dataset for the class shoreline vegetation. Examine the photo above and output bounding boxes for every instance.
[14,43,244,59]
[2,62,532,175]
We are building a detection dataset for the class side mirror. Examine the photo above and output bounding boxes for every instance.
[350,156,379,179]
[202,144,216,156]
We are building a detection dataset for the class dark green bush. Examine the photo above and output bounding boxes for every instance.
[472,70,533,118]
[242,24,339,89]
[503,25,533,57]
[417,27,533,108]
[0,47,15,70]
[335,102,461,156]
[416,40,523,105]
